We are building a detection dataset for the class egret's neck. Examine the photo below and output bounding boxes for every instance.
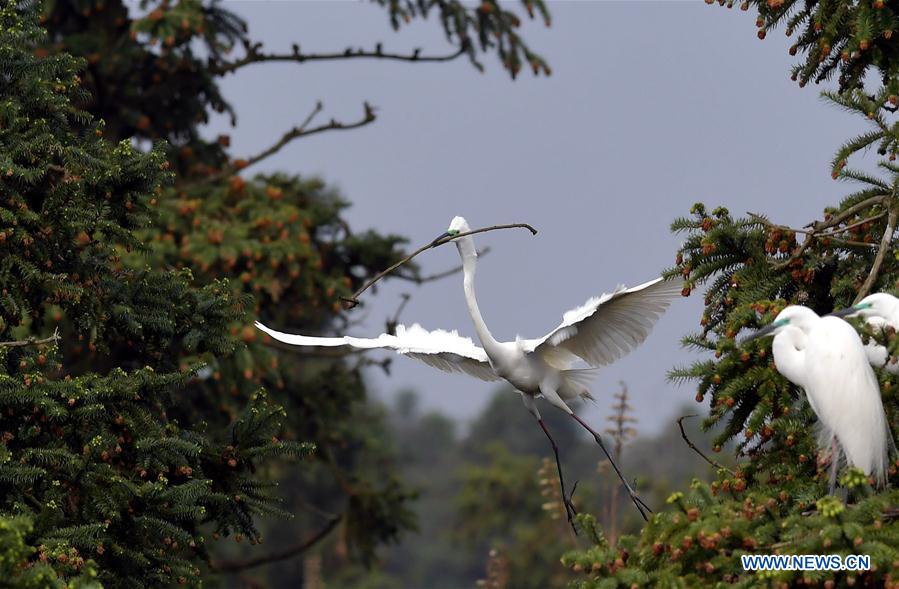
[459,245,502,355]
[771,326,808,387]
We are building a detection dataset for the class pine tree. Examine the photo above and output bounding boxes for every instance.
[3,0,551,585]
[0,4,315,586]
[563,4,899,588]
[604,382,637,547]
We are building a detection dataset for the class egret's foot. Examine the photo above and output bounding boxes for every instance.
[586,431,652,521]
[562,481,580,533]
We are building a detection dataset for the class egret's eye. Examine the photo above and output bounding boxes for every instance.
[856,302,873,310]
[447,229,460,236]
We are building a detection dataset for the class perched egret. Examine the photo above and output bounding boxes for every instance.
[256,216,681,524]
[744,305,892,487]
[831,292,899,374]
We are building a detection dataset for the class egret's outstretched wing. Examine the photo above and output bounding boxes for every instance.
[522,277,680,368]
[254,321,500,382]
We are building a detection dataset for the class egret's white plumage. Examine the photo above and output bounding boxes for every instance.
[254,322,501,382]
[522,278,679,369]
[748,305,893,486]
[833,292,899,374]
[256,215,680,523]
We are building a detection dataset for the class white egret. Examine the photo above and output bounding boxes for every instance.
[255,216,681,524]
[744,305,892,487]
[831,292,899,374]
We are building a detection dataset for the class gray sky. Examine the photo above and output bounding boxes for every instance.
[210,1,862,435]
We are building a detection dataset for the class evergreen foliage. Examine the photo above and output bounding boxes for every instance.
[564,7,899,588]
[1,0,550,585]
[715,0,899,100]
[0,5,316,586]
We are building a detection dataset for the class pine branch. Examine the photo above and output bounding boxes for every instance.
[676,414,735,476]
[211,41,467,76]
[748,201,885,270]
[341,223,538,309]
[0,327,59,348]
[212,515,342,573]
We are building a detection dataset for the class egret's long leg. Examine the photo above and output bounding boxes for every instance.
[569,413,651,521]
[536,418,579,531]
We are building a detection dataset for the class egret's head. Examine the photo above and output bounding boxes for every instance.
[448,216,471,234]
[831,292,899,322]
[743,305,820,343]
[431,216,472,246]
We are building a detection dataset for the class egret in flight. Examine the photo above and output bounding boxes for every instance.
[744,305,892,487]
[831,292,899,374]
[256,216,680,525]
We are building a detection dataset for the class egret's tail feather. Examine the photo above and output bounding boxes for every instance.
[560,368,600,402]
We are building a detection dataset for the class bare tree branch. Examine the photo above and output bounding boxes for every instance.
[212,41,466,76]
[676,414,735,476]
[854,200,899,303]
[341,223,538,309]
[392,247,492,284]
[814,194,890,231]
[385,293,411,336]
[205,102,375,184]
[748,210,880,271]
[213,515,341,574]
[0,328,59,348]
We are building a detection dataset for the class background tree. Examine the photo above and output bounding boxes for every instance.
[4,0,553,586]
[322,388,726,589]
[0,5,311,587]
[564,2,899,587]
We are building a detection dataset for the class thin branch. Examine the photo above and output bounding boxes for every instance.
[676,414,735,476]
[341,223,538,309]
[392,247,492,284]
[385,293,411,336]
[854,200,899,303]
[835,211,886,234]
[212,42,466,76]
[0,327,59,348]
[748,212,879,271]
[213,515,341,574]
[205,102,375,184]
[814,194,890,231]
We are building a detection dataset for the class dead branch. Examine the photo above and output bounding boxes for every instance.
[814,194,890,231]
[392,246,492,285]
[854,201,899,303]
[0,327,60,348]
[676,414,735,476]
[212,41,466,76]
[213,515,341,573]
[386,293,411,336]
[341,223,537,309]
[207,102,375,184]
[748,211,880,271]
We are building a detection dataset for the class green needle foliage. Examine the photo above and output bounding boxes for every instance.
[712,0,899,98]
[564,5,899,589]
[1,0,550,585]
[0,4,313,587]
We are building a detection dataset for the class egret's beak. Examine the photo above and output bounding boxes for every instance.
[741,321,781,344]
[828,306,858,319]
[430,231,453,247]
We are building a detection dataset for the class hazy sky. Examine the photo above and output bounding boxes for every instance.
[209,1,862,435]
